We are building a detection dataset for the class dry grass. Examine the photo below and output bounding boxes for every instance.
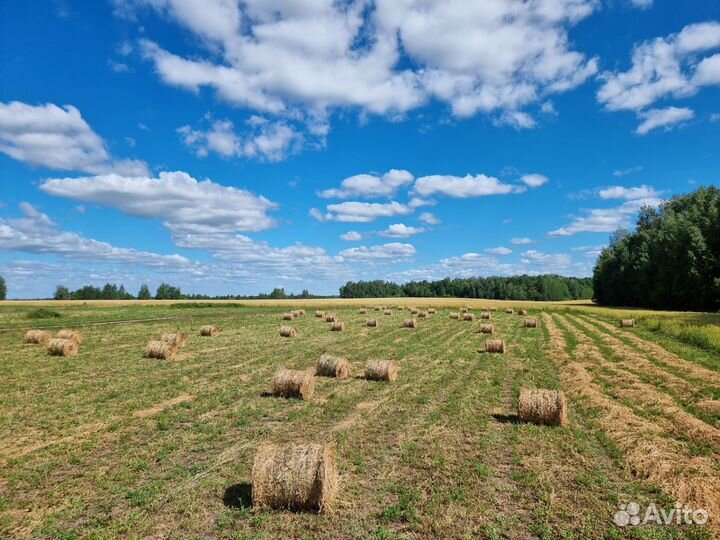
[199,325,220,336]
[279,326,298,337]
[1,300,717,539]
[364,359,398,381]
[251,443,338,513]
[145,340,177,360]
[161,332,187,347]
[402,318,417,328]
[484,339,505,353]
[518,388,567,426]
[24,329,51,345]
[56,329,84,344]
[315,355,350,378]
[272,369,315,400]
[46,338,78,357]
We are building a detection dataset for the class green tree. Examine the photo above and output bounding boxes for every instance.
[54,285,70,300]
[155,282,182,300]
[269,287,286,299]
[138,284,151,300]
[593,186,720,311]
[0,276,6,300]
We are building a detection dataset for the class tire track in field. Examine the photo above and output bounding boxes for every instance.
[557,314,720,450]
[545,312,720,525]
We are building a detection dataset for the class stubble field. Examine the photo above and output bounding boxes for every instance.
[0,300,718,539]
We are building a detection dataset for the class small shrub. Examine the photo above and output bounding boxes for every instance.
[25,308,62,319]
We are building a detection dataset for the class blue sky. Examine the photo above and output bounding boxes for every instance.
[1,0,719,298]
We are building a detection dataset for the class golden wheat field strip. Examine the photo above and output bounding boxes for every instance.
[0,303,717,539]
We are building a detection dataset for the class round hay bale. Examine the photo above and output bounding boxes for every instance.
[366,319,379,327]
[484,339,506,354]
[365,360,397,381]
[315,310,325,318]
[359,308,368,314]
[199,325,220,336]
[282,313,294,321]
[161,332,187,347]
[518,388,567,426]
[480,312,491,320]
[505,308,514,314]
[47,338,78,357]
[374,306,382,311]
[279,326,298,338]
[316,355,350,378]
[490,307,498,312]
[330,321,345,332]
[524,318,538,328]
[418,311,428,318]
[24,329,51,345]
[383,310,392,316]
[145,340,176,360]
[428,308,437,314]
[298,309,306,316]
[402,318,417,328]
[251,442,337,513]
[620,319,636,328]
[480,324,494,334]
[463,313,474,321]
[449,312,459,319]
[460,307,468,313]
[56,329,84,344]
[272,369,315,399]
[518,309,528,316]
[325,314,337,323]
[410,308,419,315]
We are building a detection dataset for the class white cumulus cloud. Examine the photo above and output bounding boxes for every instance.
[380,223,425,238]
[0,101,148,175]
[115,0,598,131]
[635,106,695,134]
[0,203,189,267]
[40,171,277,234]
[339,242,416,261]
[598,185,661,200]
[340,231,363,242]
[549,197,662,236]
[311,201,413,223]
[598,21,720,112]
[178,115,307,162]
[485,246,512,256]
[319,169,414,199]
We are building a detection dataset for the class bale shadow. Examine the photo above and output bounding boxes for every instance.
[260,391,274,398]
[492,413,519,424]
[223,482,252,509]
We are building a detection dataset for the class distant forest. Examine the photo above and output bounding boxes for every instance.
[52,283,320,301]
[339,275,593,301]
[593,186,720,312]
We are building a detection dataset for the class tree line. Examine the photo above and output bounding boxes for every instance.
[339,275,593,301]
[593,186,720,311]
[53,282,182,300]
[50,284,322,301]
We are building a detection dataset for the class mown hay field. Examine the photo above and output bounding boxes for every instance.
[1,300,719,539]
